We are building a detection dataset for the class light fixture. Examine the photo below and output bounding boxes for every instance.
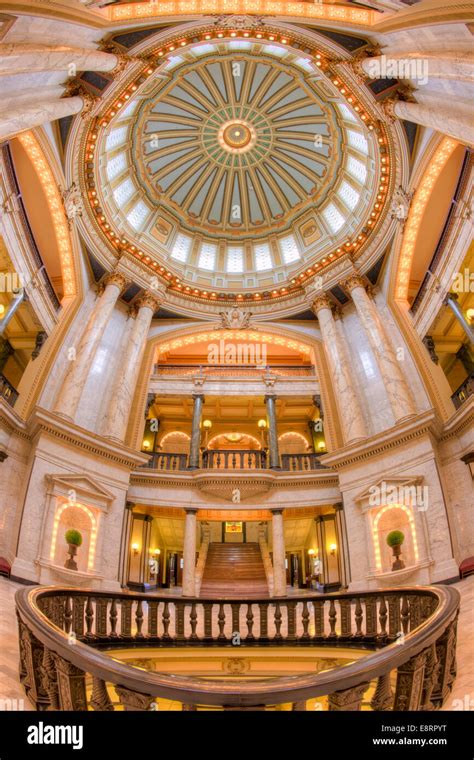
[225,432,243,443]
[142,440,151,450]
[307,548,315,556]
[202,420,212,429]
[0,304,4,317]
[153,548,161,556]
[257,419,267,429]
[131,543,140,556]
[466,308,474,324]
[318,441,326,451]
[329,543,337,556]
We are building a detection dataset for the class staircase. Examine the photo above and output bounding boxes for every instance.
[200,542,269,597]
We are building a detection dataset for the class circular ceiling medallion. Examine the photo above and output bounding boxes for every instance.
[219,120,256,153]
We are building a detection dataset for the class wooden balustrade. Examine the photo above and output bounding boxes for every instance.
[0,373,18,407]
[153,363,315,378]
[451,372,474,409]
[202,449,267,469]
[16,585,459,711]
[142,452,188,470]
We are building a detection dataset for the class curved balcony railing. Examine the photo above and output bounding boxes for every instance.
[0,373,18,407]
[451,372,474,409]
[16,585,459,711]
[153,363,316,378]
[140,451,327,472]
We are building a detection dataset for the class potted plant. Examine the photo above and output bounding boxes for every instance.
[386,530,405,571]
[64,529,83,571]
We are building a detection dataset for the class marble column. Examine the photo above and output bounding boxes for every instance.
[103,291,161,442]
[271,508,287,597]
[342,275,416,422]
[0,44,118,76]
[444,293,474,344]
[0,97,84,142]
[54,272,127,421]
[391,100,473,147]
[182,507,198,597]
[188,394,204,469]
[311,294,367,444]
[265,394,280,469]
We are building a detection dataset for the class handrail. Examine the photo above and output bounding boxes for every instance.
[202,448,267,469]
[451,372,474,409]
[0,372,18,407]
[16,585,459,710]
[153,363,316,377]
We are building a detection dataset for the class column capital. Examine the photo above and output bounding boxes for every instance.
[311,293,333,315]
[192,393,204,401]
[264,393,277,402]
[270,508,284,516]
[340,273,366,294]
[135,290,161,313]
[183,506,199,515]
[103,270,127,292]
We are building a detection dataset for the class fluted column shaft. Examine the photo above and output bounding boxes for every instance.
[312,295,367,445]
[265,394,280,469]
[0,97,84,142]
[182,508,198,597]
[0,44,119,76]
[188,394,204,469]
[103,293,160,442]
[55,272,126,420]
[271,508,286,597]
[343,276,416,422]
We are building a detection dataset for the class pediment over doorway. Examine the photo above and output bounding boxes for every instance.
[45,473,115,510]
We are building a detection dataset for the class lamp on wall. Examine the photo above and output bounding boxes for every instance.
[318,440,326,452]
[142,440,151,451]
[131,543,140,556]
[329,543,337,556]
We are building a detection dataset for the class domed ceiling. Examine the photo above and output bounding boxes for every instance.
[79,24,396,305]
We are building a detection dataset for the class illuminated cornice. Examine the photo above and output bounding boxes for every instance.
[394,136,458,303]
[17,131,77,298]
[157,329,312,358]
[109,1,377,26]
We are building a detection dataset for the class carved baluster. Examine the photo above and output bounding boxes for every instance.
[420,643,439,711]
[286,601,297,642]
[148,601,159,638]
[232,452,237,469]
[39,647,59,710]
[64,596,72,634]
[216,452,221,468]
[364,596,377,640]
[109,598,119,639]
[135,600,144,639]
[259,603,269,641]
[328,599,337,638]
[370,673,393,711]
[354,598,363,639]
[378,596,388,640]
[115,686,155,712]
[274,602,282,640]
[340,599,352,639]
[90,676,114,711]
[313,600,324,640]
[246,604,254,641]
[388,595,401,641]
[175,602,185,641]
[95,598,109,639]
[203,603,213,641]
[53,653,87,710]
[401,596,410,634]
[432,620,456,707]
[85,597,94,639]
[231,603,240,637]
[120,599,132,640]
[190,603,198,640]
[162,602,171,640]
[409,596,421,631]
[328,683,369,711]
[218,603,226,641]
[394,651,426,710]
[300,601,310,640]
[17,615,28,686]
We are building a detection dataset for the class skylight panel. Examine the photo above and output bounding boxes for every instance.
[126,201,150,231]
[262,45,286,58]
[337,180,360,211]
[118,100,138,119]
[112,178,135,207]
[198,242,217,271]
[105,127,128,151]
[226,246,244,273]
[337,102,357,122]
[193,44,216,57]
[347,130,369,154]
[279,234,301,264]
[170,233,192,263]
[254,243,272,271]
[346,156,367,184]
[228,41,252,51]
[164,56,184,70]
[106,152,127,181]
[323,203,345,233]
[293,57,313,73]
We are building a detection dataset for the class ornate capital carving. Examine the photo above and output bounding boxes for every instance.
[135,291,161,313]
[103,271,127,292]
[62,80,99,117]
[340,274,366,294]
[311,293,332,314]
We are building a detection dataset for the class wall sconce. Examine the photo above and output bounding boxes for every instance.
[142,440,151,451]
[318,440,326,452]
[307,548,315,556]
[329,543,337,556]
[466,308,474,324]
[131,543,140,556]
[153,548,161,556]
